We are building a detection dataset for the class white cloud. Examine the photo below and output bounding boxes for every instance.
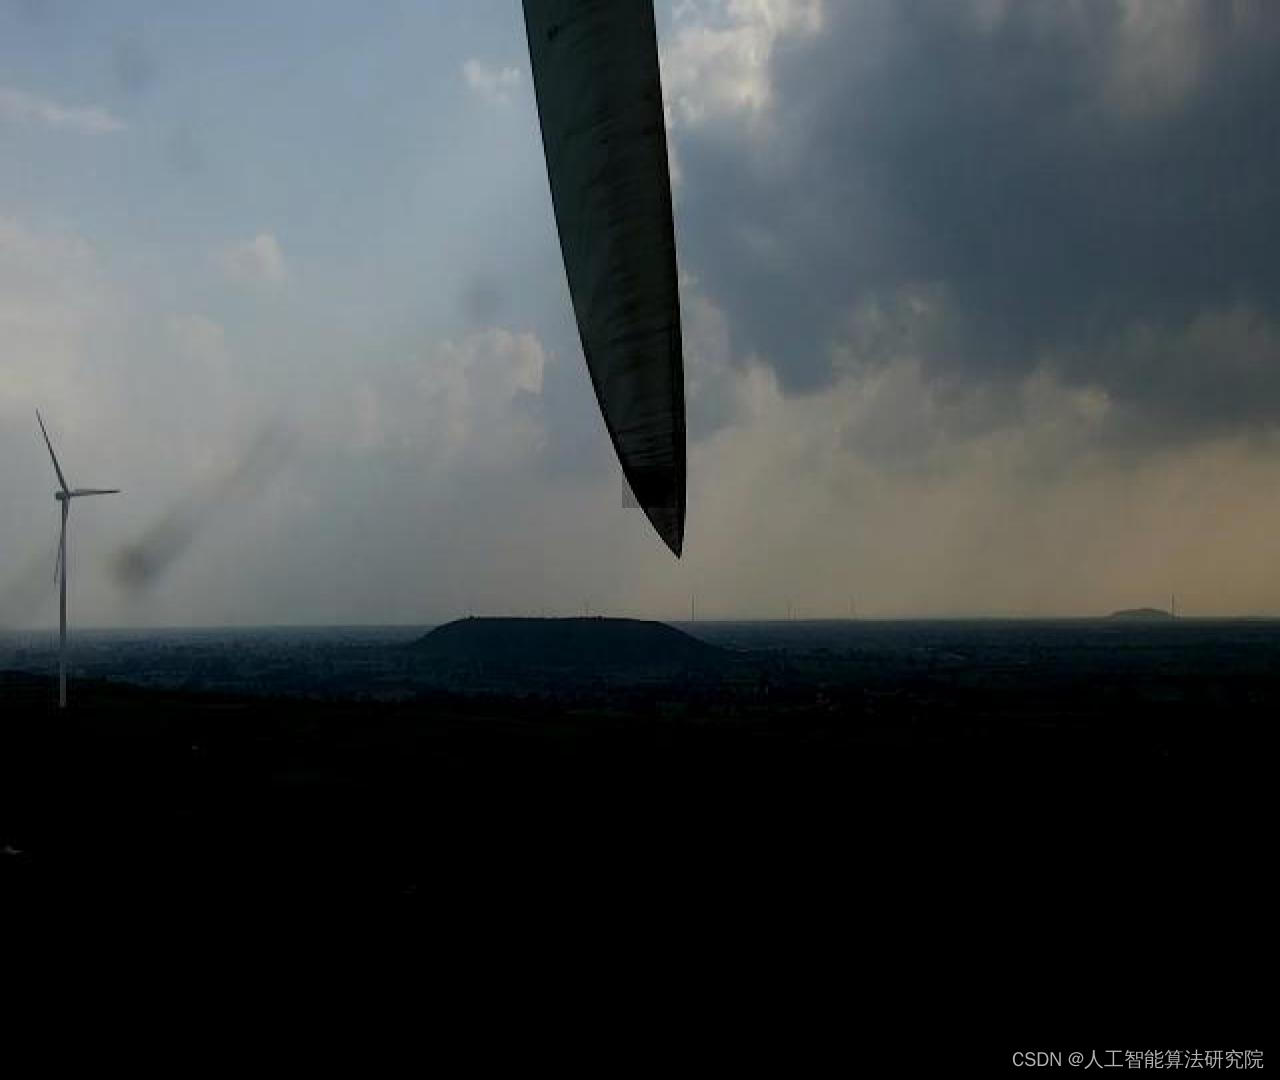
[162,309,238,383]
[602,342,1280,619]
[661,0,822,128]
[216,233,288,288]
[421,328,545,463]
[0,217,111,416]
[1105,0,1210,116]
[328,328,547,467]
[960,0,1273,120]
[462,59,521,106]
[0,86,125,134]
[1100,1,1276,119]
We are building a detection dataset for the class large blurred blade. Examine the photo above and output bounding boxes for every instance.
[70,488,121,497]
[36,410,70,493]
[524,0,686,556]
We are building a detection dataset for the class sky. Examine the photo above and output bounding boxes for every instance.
[3,0,1280,627]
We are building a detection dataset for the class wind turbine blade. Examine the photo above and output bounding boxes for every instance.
[54,527,63,585]
[36,410,71,493]
[70,488,121,497]
[524,0,687,556]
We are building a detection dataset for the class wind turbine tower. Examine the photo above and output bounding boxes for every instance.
[37,411,120,708]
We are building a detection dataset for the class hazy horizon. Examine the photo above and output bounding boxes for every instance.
[7,609,1280,636]
[6,1,1280,629]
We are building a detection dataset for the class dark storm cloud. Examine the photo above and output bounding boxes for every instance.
[675,1,1280,442]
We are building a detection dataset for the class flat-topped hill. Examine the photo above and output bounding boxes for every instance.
[1107,608,1174,621]
[409,616,723,671]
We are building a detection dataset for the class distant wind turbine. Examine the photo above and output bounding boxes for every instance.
[37,411,120,709]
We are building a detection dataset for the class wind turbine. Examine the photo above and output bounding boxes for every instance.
[37,411,120,709]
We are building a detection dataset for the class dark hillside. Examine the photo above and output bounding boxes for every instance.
[409,616,725,671]
[1108,607,1174,620]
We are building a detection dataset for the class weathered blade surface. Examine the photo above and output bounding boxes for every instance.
[524,0,686,556]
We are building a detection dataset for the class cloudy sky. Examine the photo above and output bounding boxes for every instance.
[3,0,1279,627]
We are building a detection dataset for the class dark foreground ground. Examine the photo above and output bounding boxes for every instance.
[0,625,1270,1058]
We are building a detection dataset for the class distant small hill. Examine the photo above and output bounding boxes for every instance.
[1107,607,1174,620]
[409,617,724,672]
